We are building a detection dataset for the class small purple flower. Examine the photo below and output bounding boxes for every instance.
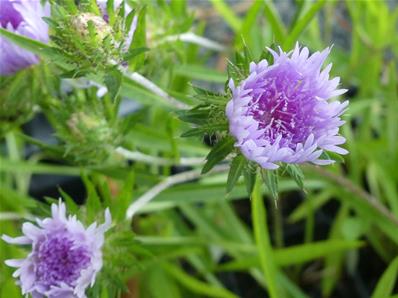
[226,44,348,169]
[2,201,111,298]
[0,0,50,76]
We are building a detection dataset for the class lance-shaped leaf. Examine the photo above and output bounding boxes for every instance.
[284,164,305,191]
[226,154,246,193]
[202,136,235,174]
[261,169,279,201]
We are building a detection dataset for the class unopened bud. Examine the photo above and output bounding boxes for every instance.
[72,13,112,40]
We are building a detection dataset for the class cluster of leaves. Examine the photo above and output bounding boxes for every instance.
[0,70,43,137]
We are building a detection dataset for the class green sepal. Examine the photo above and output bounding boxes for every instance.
[202,136,235,174]
[283,164,305,191]
[226,154,246,193]
[261,168,279,201]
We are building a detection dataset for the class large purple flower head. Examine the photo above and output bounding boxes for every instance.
[0,0,50,75]
[226,44,348,169]
[2,201,111,298]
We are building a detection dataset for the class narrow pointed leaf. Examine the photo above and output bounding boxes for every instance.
[261,169,279,201]
[226,155,246,193]
[202,137,235,174]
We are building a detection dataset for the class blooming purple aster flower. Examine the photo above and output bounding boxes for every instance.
[2,201,111,298]
[226,44,348,169]
[0,0,50,76]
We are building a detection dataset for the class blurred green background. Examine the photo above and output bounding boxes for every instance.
[1,0,398,297]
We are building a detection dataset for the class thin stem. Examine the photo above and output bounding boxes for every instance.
[6,132,27,194]
[155,32,226,52]
[126,164,229,220]
[0,212,33,221]
[118,66,190,110]
[251,173,280,298]
[116,147,204,166]
[271,200,284,248]
[304,165,398,227]
[304,195,315,243]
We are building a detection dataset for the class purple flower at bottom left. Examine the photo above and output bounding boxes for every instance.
[0,0,50,76]
[2,201,112,298]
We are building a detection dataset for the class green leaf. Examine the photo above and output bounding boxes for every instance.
[284,164,305,191]
[240,0,264,45]
[251,174,281,298]
[123,47,149,61]
[0,28,73,71]
[0,27,51,56]
[216,240,364,270]
[191,86,228,105]
[263,1,286,44]
[208,0,242,32]
[106,0,116,25]
[58,188,79,214]
[162,264,238,298]
[319,150,345,163]
[126,7,146,69]
[226,155,246,193]
[372,256,398,298]
[387,62,398,154]
[243,165,256,195]
[202,137,235,174]
[275,240,363,266]
[82,174,102,221]
[177,106,211,125]
[283,0,326,49]
[261,169,279,201]
[227,60,246,83]
[180,123,228,138]
[104,68,122,100]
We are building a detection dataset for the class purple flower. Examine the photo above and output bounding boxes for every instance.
[0,0,50,76]
[226,44,348,169]
[2,201,111,298]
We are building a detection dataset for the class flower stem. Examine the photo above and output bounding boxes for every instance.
[0,212,33,221]
[271,199,284,248]
[251,173,280,298]
[118,66,190,110]
[126,164,229,220]
[155,32,226,52]
[116,147,204,166]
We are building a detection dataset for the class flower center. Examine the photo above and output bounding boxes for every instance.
[246,72,315,148]
[35,230,91,288]
[0,1,23,29]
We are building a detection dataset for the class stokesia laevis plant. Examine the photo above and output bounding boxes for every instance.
[226,44,349,169]
[0,0,50,75]
[2,201,111,298]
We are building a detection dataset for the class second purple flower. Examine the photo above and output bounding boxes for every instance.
[226,44,349,170]
[2,201,111,298]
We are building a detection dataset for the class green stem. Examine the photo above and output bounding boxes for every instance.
[304,195,315,243]
[271,199,284,248]
[251,173,280,298]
